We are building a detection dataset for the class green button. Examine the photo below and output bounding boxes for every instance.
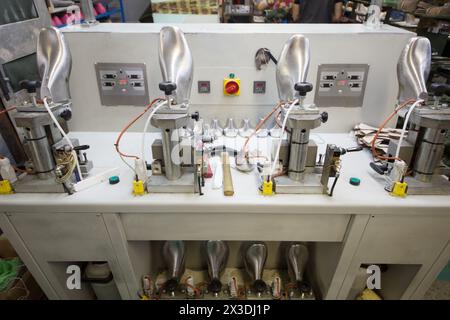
[109,176,120,185]
[349,177,361,186]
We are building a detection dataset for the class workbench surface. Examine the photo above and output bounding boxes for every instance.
[1,132,449,215]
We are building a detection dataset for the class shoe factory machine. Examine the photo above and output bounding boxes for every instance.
[0,21,450,301]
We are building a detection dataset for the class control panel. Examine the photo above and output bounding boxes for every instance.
[198,81,211,94]
[253,81,266,94]
[95,63,149,106]
[314,64,369,108]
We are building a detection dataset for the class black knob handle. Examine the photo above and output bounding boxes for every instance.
[19,80,41,94]
[73,145,90,151]
[321,111,328,123]
[430,83,450,97]
[294,82,313,97]
[346,146,363,153]
[191,111,200,122]
[158,81,177,96]
[59,108,72,121]
[370,162,388,175]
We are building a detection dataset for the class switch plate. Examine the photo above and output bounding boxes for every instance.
[95,63,149,106]
[314,64,369,108]
[253,81,266,94]
[198,80,211,94]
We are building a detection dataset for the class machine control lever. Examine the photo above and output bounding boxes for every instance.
[370,162,389,175]
[320,111,329,123]
[19,80,41,94]
[294,82,313,97]
[73,145,90,151]
[191,111,200,122]
[158,81,177,96]
[430,83,450,97]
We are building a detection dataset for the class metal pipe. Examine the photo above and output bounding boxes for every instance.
[161,128,182,180]
[80,0,97,23]
[24,126,55,179]
[288,128,310,181]
[413,127,447,182]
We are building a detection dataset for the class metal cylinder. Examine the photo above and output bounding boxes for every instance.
[288,128,310,181]
[24,126,55,179]
[161,128,182,180]
[413,127,447,182]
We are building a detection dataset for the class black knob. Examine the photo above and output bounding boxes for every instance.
[73,145,90,151]
[294,82,313,97]
[59,108,72,121]
[159,81,177,96]
[165,278,179,293]
[370,162,389,175]
[320,111,328,123]
[208,278,222,294]
[297,281,311,294]
[19,80,41,94]
[253,279,267,293]
[191,111,200,122]
[430,83,450,97]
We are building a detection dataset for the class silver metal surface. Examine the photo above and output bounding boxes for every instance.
[0,0,51,65]
[314,64,369,108]
[147,172,196,193]
[24,125,55,178]
[244,242,267,282]
[276,34,310,101]
[403,175,450,195]
[162,241,186,281]
[162,128,182,180]
[286,243,309,284]
[409,107,450,129]
[80,0,97,24]
[397,37,431,103]
[95,63,149,106]
[159,26,193,106]
[274,172,324,194]
[37,27,72,102]
[205,240,229,281]
[413,128,447,182]
[288,128,310,181]
[12,173,65,193]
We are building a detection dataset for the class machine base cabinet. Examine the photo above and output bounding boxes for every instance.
[0,212,448,300]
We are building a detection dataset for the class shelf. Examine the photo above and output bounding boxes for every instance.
[49,5,80,15]
[55,9,122,28]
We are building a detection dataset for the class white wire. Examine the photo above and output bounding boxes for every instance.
[43,97,83,181]
[395,99,423,159]
[269,99,298,180]
[141,100,167,162]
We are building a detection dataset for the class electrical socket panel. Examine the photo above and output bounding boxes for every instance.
[95,62,149,106]
[314,64,369,108]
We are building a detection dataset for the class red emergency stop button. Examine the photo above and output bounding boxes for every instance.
[225,81,239,95]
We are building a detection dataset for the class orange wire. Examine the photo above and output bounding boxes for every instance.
[370,99,416,161]
[114,98,163,159]
[0,106,17,116]
[242,102,282,156]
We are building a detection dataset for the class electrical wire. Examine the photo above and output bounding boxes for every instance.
[115,98,163,160]
[43,97,83,181]
[141,99,167,161]
[370,99,416,161]
[328,173,340,197]
[269,99,298,180]
[0,106,17,115]
[395,99,423,159]
[242,102,282,156]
